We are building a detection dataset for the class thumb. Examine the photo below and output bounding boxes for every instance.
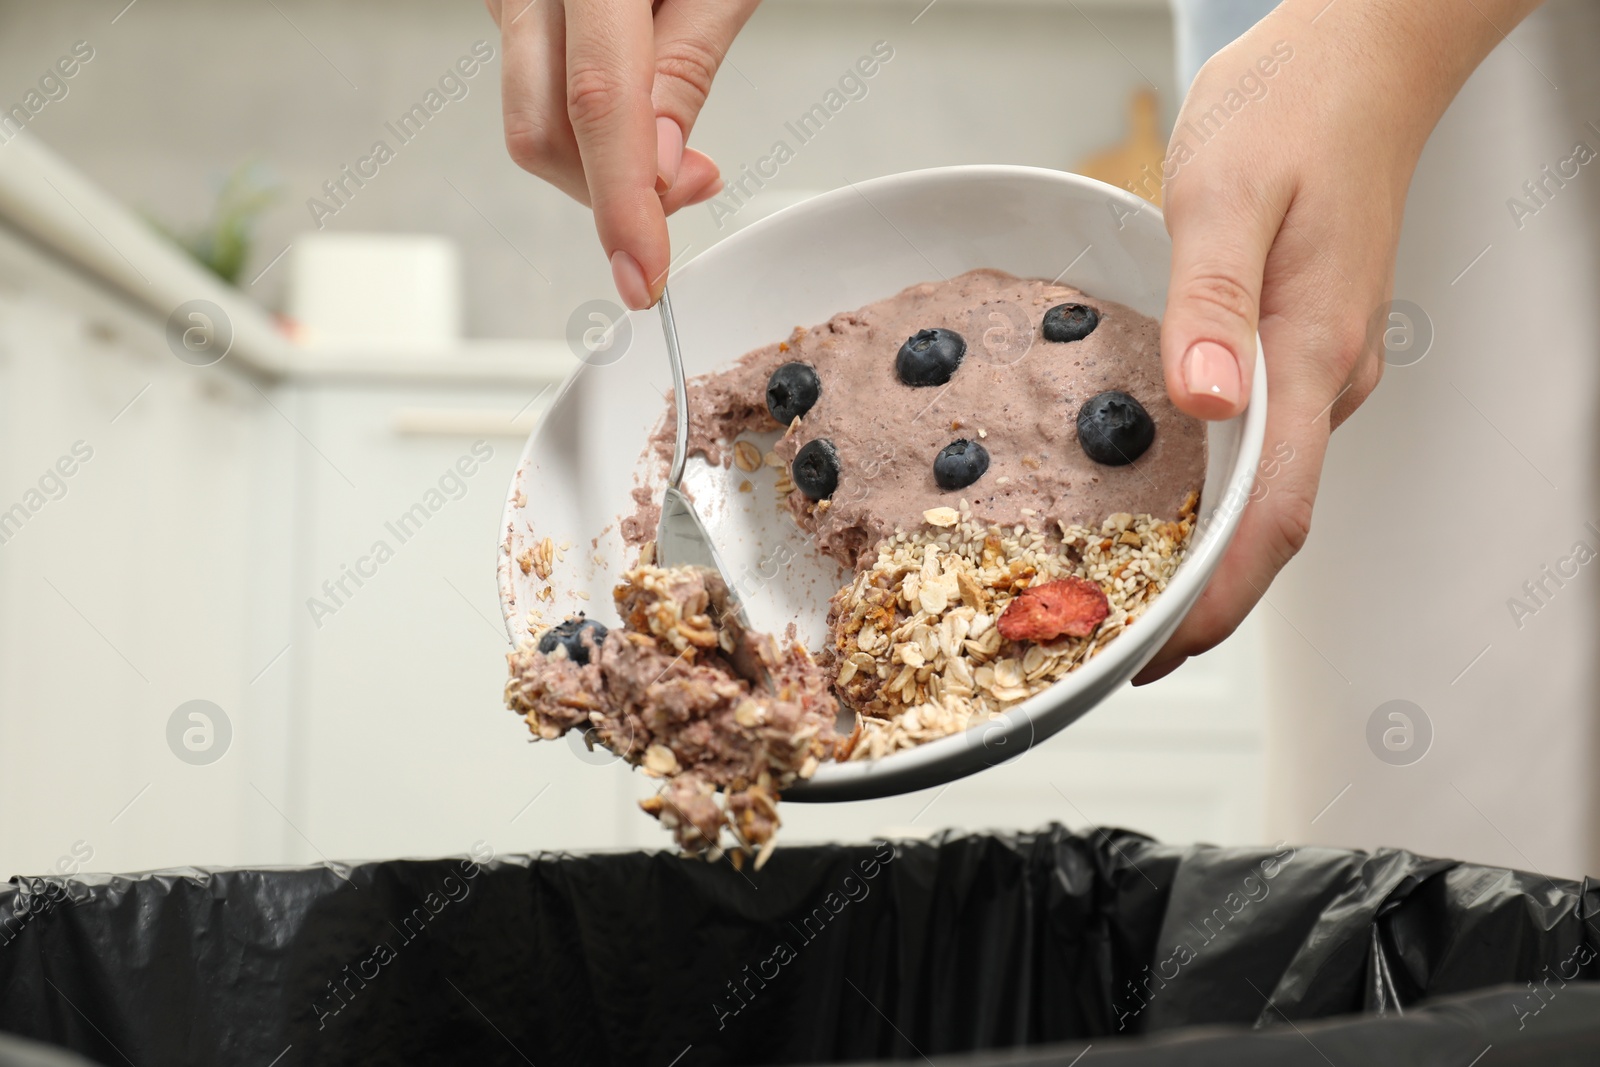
[648,0,760,193]
[1160,184,1282,420]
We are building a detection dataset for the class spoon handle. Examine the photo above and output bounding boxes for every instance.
[659,286,689,490]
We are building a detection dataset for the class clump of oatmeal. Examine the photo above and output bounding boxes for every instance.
[828,493,1196,760]
[505,564,842,860]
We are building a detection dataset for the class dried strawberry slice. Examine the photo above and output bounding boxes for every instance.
[996,577,1110,642]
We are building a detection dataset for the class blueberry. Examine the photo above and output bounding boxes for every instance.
[933,439,990,490]
[896,328,966,387]
[538,615,608,665]
[1076,390,1154,466]
[1042,303,1100,343]
[766,361,822,424]
[792,439,840,500]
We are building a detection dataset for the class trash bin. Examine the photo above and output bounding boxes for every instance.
[1,825,1596,1065]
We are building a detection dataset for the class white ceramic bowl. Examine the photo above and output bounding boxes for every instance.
[499,165,1267,802]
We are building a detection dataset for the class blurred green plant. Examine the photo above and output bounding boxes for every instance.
[148,162,280,286]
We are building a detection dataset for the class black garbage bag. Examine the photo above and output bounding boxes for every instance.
[0,825,1595,1066]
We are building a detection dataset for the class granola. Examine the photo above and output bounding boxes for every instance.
[827,494,1195,760]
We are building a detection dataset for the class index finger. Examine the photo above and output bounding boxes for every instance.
[1131,308,1334,685]
[566,0,670,310]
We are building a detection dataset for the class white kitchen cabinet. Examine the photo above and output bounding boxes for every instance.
[273,371,660,865]
[0,234,285,878]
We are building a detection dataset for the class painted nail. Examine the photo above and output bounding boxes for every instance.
[684,175,724,207]
[655,116,683,194]
[610,249,650,310]
[1182,340,1242,410]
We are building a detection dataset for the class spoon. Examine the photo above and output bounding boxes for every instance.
[653,287,772,687]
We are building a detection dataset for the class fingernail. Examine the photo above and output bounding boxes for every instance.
[610,249,650,310]
[684,175,723,207]
[1182,341,1242,410]
[655,116,683,194]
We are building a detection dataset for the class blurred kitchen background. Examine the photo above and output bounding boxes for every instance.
[0,0,1596,882]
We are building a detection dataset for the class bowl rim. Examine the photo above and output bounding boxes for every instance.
[499,163,1268,801]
